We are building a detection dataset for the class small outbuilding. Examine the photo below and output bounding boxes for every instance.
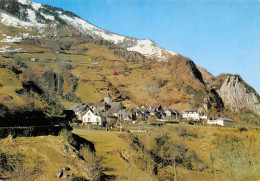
[207,117,234,127]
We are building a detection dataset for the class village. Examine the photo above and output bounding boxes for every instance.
[67,90,235,128]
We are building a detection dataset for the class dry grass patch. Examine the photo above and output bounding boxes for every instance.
[73,128,132,177]
[0,135,89,180]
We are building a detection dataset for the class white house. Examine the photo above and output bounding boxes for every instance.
[182,110,208,121]
[82,109,103,126]
[182,110,200,120]
[207,117,234,127]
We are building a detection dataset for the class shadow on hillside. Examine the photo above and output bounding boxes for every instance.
[101,174,117,181]
[71,133,95,152]
[102,167,116,172]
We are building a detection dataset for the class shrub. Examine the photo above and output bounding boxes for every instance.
[79,146,102,181]
[71,175,87,181]
[59,129,77,147]
[238,127,248,132]
[174,127,198,138]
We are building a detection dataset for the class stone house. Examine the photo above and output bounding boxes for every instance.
[131,109,142,120]
[109,107,122,117]
[101,111,118,127]
[97,101,111,112]
[165,109,179,119]
[118,109,131,121]
[149,105,165,119]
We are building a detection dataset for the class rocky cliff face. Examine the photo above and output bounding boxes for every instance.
[211,74,260,115]
[196,66,214,84]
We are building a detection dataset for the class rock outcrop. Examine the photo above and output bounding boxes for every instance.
[196,66,214,84]
[211,74,260,115]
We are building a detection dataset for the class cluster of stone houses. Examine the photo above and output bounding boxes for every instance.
[68,91,180,127]
[68,91,234,127]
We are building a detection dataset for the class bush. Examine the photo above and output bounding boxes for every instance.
[59,129,77,146]
[174,127,198,138]
[79,146,102,181]
[238,127,248,132]
[71,175,87,181]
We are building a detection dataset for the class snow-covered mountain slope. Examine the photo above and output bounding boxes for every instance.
[0,0,177,60]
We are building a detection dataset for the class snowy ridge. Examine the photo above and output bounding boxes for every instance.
[0,10,45,28]
[0,0,177,60]
[127,39,177,59]
[18,0,42,10]
[58,14,177,60]
[59,14,128,44]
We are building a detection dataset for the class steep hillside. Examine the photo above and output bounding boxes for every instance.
[0,0,259,126]
[0,23,208,113]
[73,125,260,181]
[0,133,101,180]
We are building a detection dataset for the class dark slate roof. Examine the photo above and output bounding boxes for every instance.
[101,111,118,118]
[118,109,132,117]
[118,109,128,114]
[151,105,161,110]
[110,102,123,109]
[132,109,141,113]
[183,110,199,113]
[148,108,156,113]
[109,107,121,114]
[78,105,88,111]
[83,108,102,116]
[165,109,179,114]
[139,108,148,113]
[69,105,78,111]
[69,104,87,112]
[99,101,111,107]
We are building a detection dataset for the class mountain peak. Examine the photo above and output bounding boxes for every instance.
[18,0,41,10]
[0,0,177,60]
[17,0,30,5]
